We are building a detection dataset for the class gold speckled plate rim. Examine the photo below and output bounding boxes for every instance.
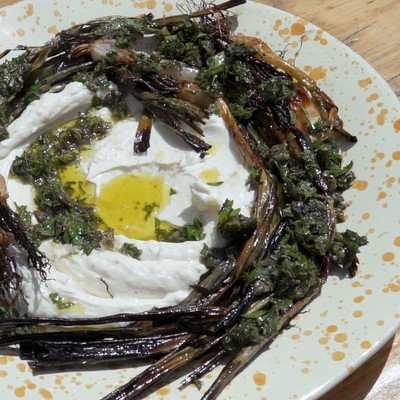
[0,1,399,400]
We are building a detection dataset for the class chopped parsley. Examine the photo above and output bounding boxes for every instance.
[119,243,142,259]
[49,292,76,310]
[155,218,205,243]
[11,112,111,255]
[217,199,257,241]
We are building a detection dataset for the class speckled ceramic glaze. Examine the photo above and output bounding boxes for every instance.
[0,1,399,399]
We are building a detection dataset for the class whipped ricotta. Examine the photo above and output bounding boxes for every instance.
[0,82,255,318]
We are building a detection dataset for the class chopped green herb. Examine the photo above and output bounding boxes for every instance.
[32,208,104,255]
[217,199,257,241]
[185,218,206,241]
[217,199,240,226]
[49,292,76,310]
[247,167,261,184]
[192,378,203,391]
[258,77,295,103]
[74,68,128,118]
[158,20,213,67]
[206,181,223,186]
[142,202,158,221]
[0,51,33,104]
[10,112,111,254]
[13,204,32,227]
[119,243,142,259]
[223,301,288,350]
[155,218,205,243]
[310,119,331,135]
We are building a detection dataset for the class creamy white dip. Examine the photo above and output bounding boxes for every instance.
[0,82,255,318]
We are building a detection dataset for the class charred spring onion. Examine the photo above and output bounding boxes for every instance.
[0,1,367,399]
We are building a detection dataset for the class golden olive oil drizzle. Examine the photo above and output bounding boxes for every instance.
[60,163,172,240]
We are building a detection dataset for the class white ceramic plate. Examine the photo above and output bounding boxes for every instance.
[0,1,399,399]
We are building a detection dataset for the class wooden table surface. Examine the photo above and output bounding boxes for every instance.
[255,1,400,399]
